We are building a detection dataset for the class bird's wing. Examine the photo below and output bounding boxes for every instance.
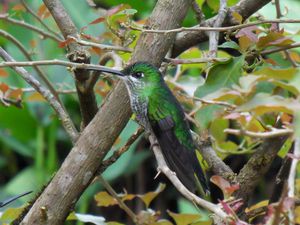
[150,115,198,192]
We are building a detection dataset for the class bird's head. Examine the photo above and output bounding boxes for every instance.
[97,62,163,94]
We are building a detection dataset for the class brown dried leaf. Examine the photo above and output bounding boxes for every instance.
[12,4,25,12]
[0,82,9,93]
[0,69,8,77]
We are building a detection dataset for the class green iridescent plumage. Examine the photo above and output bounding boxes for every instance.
[98,62,209,193]
[121,62,209,193]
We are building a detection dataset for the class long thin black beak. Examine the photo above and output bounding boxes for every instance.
[0,191,32,208]
[89,66,125,76]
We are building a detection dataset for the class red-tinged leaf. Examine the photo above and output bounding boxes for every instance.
[37,4,47,17]
[80,33,92,40]
[287,153,300,160]
[219,200,234,215]
[211,175,239,197]
[280,113,292,124]
[58,38,74,48]
[37,4,51,19]
[211,175,230,191]
[107,4,124,16]
[264,58,278,66]
[257,32,294,49]
[8,88,22,100]
[89,17,105,25]
[0,68,8,77]
[289,52,300,63]
[12,4,25,12]
[224,184,240,196]
[231,200,244,212]
[0,83,9,93]
[236,26,259,42]
[89,46,103,55]
[30,40,37,48]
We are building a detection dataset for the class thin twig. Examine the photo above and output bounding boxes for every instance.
[224,128,293,138]
[87,52,123,91]
[0,14,63,42]
[192,95,236,109]
[20,0,63,39]
[0,29,61,104]
[0,59,122,72]
[287,138,300,222]
[165,57,228,64]
[191,0,205,23]
[261,42,300,56]
[98,127,144,173]
[208,0,228,58]
[273,0,297,67]
[13,87,76,94]
[98,175,139,224]
[148,134,230,221]
[68,36,133,53]
[126,19,300,34]
[0,47,78,143]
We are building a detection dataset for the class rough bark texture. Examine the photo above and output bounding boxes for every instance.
[234,135,288,204]
[43,0,97,127]
[20,0,193,224]
[172,0,272,57]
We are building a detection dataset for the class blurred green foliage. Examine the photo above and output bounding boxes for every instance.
[0,0,300,224]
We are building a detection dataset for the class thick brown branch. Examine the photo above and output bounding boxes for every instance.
[172,0,272,57]
[20,0,194,224]
[234,135,289,204]
[42,0,97,127]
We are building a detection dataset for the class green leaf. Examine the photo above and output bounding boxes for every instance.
[210,118,229,142]
[0,207,24,222]
[94,191,117,207]
[195,56,244,98]
[168,210,201,225]
[236,93,299,115]
[219,41,240,50]
[253,67,297,81]
[278,138,293,158]
[195,105,225,130]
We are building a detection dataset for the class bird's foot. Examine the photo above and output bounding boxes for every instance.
[150,141,159,151]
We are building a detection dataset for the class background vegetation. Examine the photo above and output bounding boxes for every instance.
[0,0,300,224]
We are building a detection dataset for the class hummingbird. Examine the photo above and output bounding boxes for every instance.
[98,62,209,193]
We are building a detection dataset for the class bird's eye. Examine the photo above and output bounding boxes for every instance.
[132,72,144,79]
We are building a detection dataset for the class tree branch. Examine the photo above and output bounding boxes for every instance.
[20,0,195,224]
[287,138,300,222]
[0,29,61,105]
[149,135,229,220]
[0,14,63,42]
[0,47,78,143]
[42,0,97,127]
[234,135,288,204]
[172,0,272,57]
[225,128,293,138]
[208,0,228,58]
